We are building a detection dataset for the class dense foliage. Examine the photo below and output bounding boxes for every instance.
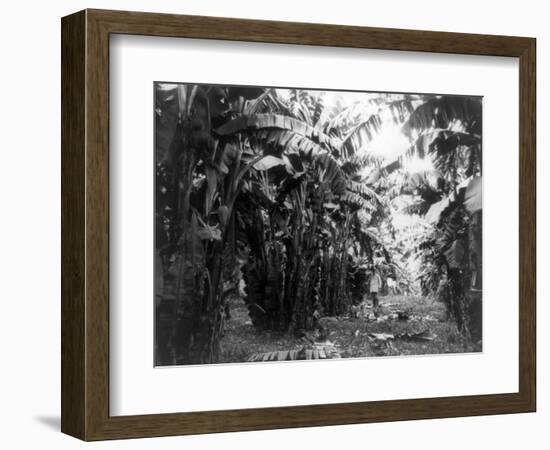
[154,85,483,365]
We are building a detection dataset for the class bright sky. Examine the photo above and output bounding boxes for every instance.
[276,88,433,172]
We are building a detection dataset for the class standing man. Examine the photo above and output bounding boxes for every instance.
[369,268,382,308]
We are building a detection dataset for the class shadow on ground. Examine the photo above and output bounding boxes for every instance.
[34,415,60,431]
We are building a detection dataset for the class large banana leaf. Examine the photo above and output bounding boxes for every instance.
[425,197,451,224]
[364,159,401,185]
[214,114,342,155]
[341,114,382,158]
[346,180,381,203]
[464,176,482,213]
[403,96,482,137]
[253,155,287,171]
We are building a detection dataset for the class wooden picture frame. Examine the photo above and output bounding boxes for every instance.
[61,9,536,441]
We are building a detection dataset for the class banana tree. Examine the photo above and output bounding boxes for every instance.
[155,83,269,364]
[375,95,483,335]
[215,89,392,332]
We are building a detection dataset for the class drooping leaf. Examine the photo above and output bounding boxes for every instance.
[403,96,482,137]
[253,155,286,171]
[214,114,342,156]
[341,114,383,157]
[464,176,482,213]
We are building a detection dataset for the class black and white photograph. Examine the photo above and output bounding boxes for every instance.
[1,0,544,446]
[154,83,483,367]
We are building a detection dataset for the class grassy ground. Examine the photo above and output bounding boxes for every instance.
[219,295,481,364]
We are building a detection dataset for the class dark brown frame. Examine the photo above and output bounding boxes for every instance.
[61,9,536,441]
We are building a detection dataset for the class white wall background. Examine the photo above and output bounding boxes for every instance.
[0,1,546,448]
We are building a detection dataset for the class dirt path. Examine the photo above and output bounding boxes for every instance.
[219,295,481,364]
